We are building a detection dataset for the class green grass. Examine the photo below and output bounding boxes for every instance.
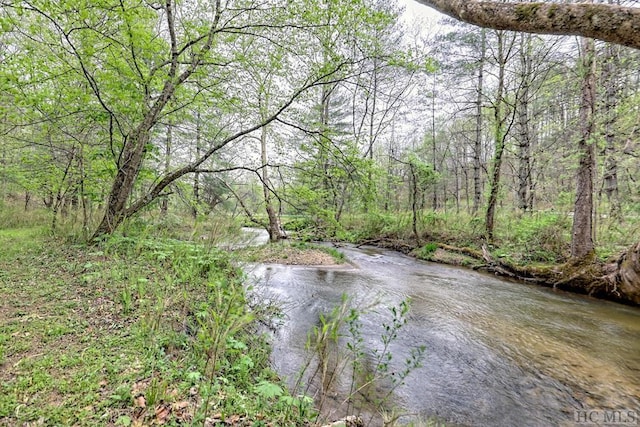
[336,208,638,266]
[0,227,313,426]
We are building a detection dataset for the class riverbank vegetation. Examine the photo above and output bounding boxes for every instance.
[1,0,640,423]
[0,222,319,426]
[3,1,639,305]
[0,217,432,426]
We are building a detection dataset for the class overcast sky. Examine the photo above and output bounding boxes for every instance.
[396,0,449,40]
[398,0,445,23]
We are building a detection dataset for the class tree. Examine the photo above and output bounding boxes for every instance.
[434,23,491,215]
[2,0,379,239]
[600,41,622,218]
[473,29,486,216]
[485,30,516,241]
[406,153,437,242]
[415,1,640,49]
[285,0,418,229]
[413,0,640,303]
[570,36,597,260]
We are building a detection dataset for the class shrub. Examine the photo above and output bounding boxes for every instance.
[415,242,438,260]
[509,213,570,262]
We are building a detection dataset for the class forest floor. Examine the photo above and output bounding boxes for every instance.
[0,227,149,426]
[0,227,316,426]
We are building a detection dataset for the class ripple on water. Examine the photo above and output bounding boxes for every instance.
[247,245,640,426]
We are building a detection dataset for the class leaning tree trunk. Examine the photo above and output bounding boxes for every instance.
[260,123,285,242]
[414,0,640,50]
[92,125,151,238]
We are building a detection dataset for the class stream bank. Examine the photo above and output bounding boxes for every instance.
[337,235,640,307]
[247,240,640,426]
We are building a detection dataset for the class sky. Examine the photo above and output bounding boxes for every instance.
[398,0,445,24]
[396,0,449,39]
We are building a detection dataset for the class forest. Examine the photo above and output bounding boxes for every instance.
[1,0,639,303]
[1,0,640,425]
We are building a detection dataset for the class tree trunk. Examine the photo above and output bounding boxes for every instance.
[92,125,151,238]
[431,74,439,210]
[472,29,486,216]
[320,84,332,212]
[601,42,621,218]
[570,37,597,260]
[161,122,172,216]
[51,147,76,231]
[260,124,284,242]
[485,31,511,241]
[409,163,420,243]
[516,33,534,213]
[193,112,201,219]
[414,0,640,50]
[0,122,5,202]
[78,141,89,236]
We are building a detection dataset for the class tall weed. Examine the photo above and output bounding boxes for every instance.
[294,295,426,426]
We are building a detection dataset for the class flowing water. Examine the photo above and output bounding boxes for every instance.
[244,233,640,426]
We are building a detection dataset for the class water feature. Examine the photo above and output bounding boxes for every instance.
[245,233,640,426]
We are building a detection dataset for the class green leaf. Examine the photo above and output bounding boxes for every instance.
[253,380,283,399]
[115,415,132,426]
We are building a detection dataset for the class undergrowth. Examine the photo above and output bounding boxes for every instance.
[295,209,634,266]
[293,295,427,426]
[0,226,310,426]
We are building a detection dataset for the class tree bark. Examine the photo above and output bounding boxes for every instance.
[516,33,534,213]
[485,31,512,241]
[193,112,201,219]
[431,74,439,210]
[415,0,640,50]
[92,124,153,238]
[601,42,622,218]
[472,29,486,216]
[260,124,285,242]
[570,37,597,260]
[161,122,172,216]
[409,162,420,243]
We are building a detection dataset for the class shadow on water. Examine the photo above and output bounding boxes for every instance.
[244,234,640,426]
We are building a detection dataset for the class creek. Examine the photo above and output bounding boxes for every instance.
[243,230,640,426]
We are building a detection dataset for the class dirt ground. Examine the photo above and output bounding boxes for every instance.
[258,245,339,265]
